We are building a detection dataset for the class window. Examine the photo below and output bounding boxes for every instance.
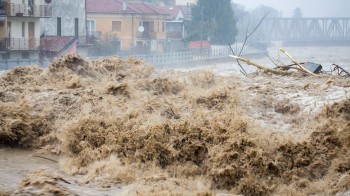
[57,17,61,36]
[28,0,34,15]
[87,20,95,36]
[158,22,160,32]
[22,22,25,37]
[162,22,165,32]
[149,22,154,32]
[75,18,78,37]
[112,21,121,32]
[22,52,29,59]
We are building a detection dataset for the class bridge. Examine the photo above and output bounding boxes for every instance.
[263,18,350,44]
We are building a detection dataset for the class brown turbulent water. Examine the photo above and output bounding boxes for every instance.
[0,54,349,195]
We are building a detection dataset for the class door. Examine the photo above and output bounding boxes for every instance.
[7,21,11,49]
[28,22,35,49]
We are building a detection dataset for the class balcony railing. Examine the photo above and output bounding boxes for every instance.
[77,36,95,45]
[0,38,7,51]
[166,31,183,39]
[137,31,156,39]
[6,38,40,50]
[7,3,52,17]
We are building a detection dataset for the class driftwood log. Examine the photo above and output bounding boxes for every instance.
[230,55,293,76]
[279,48,318,76]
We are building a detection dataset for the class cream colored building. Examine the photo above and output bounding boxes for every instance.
[87,0,168,53]
[0,0,51,67]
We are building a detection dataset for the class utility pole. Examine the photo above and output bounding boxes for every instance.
[200,5,203,56]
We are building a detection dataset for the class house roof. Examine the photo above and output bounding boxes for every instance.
[179,5,192,20]
[40,36,77,53]
[164,6,182,20]
[188,41,211,49]
[86,0,168,15]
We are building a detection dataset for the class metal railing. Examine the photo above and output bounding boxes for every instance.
[77,36,95,45]
[7,38,40,50]
[136,31,156,39]
[166,31,183,39]
[7,3,52,17]
[0,59,41,70]
[0,38,7,51]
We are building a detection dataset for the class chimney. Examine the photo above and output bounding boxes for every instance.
[122,1,127,11]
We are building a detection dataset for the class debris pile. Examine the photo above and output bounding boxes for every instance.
[231,48,350,79]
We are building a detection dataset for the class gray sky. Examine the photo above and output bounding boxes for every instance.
[176,0,350,17]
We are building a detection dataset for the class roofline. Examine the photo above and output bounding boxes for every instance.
[60,37,78,54]
[87,12,169,16]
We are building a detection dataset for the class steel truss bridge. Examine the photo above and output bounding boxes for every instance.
[263,18,350,43]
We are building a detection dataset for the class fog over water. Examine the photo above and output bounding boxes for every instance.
[177,0,350,17]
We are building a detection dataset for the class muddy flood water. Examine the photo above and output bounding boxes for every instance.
[0,46,350,195]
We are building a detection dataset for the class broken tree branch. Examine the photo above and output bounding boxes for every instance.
[265,51,278,68]
[239,12,269,56]
[279,48,318,76]
[276,66,304,72]
[228,43,247,76]
[230,55,293,76]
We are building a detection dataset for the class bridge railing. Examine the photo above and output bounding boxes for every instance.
[263,17,350,41]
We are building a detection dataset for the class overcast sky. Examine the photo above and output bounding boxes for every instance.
[176,0,350,17]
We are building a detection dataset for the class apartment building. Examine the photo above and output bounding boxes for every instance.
[86,0,168,54]
[40,0,91,58]
[0,0,51,67]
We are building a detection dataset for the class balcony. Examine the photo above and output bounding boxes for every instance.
[166,31,183,39]
[137,31,156,39]
[7,38,40,50]
[77,36,95,45]
[0,38,6,51]
[0,1,5,21]
[6,3,52,18]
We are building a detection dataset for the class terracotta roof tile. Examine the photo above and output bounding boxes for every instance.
[86,0,168,15]
[40,36,76,53]
[164,6,182,20]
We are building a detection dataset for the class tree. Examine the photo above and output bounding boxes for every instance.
[293,7,303,18]
[238,5,279,43]
[187,0,238,44]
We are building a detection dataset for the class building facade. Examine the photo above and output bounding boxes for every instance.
[40,0,86,37]
[164,4,191,52]
[86,0,168,54]
[0,0,51,68]
[40,0,90,58]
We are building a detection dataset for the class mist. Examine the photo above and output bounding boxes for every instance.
[178,0,350,17]
[237,0,350,17]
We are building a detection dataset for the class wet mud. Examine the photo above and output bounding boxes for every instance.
[0,54,349,195]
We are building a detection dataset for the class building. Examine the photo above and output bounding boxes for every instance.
[164,4,191,52]
[40,0,91,58]
[0,0,52,68]
[144,0,175,7]
[86,0,168,54]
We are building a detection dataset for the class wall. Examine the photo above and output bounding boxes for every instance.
[8,17,40,38]
[0,50,39,60]
[9,0,45,4]
[87,13,166,51]
[41,0,86,37]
